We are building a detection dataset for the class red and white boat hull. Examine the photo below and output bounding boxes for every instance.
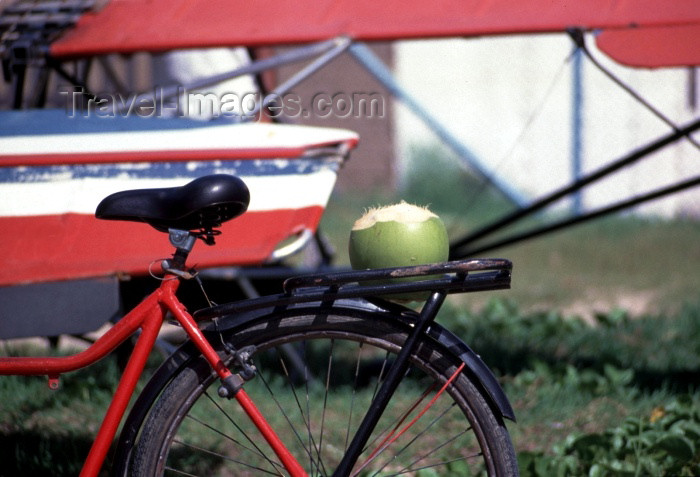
[0,114,358,285]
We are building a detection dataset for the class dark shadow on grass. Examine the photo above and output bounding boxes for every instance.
[0,429,99,477]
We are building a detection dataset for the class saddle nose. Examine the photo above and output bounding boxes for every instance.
[95,174,250,232]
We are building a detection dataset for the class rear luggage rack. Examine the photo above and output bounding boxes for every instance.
[194,258,512,320]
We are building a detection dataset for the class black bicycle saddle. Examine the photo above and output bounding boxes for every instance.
[95,174,250,232]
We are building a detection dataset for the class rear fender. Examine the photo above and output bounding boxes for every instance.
[112,297,514,476]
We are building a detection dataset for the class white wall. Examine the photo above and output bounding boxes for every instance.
[392,34,700,217]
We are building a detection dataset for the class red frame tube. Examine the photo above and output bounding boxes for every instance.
[80,297,164,476]
[0,275,307,477]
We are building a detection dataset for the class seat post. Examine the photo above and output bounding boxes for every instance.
[166,229,197,270]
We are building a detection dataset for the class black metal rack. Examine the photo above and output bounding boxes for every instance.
[193,258,512,320]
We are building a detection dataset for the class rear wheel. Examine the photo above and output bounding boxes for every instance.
[130,310,518,476]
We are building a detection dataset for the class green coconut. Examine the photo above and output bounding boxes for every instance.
[349,201,449,300]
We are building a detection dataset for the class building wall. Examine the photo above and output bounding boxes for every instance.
[272,43,397,193]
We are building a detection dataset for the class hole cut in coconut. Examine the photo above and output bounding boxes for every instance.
[352,201,438,231]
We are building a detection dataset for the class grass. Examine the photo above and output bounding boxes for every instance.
[0,349,121,476]
[1,142,699,474]
[443,299,700,460]
[3,304,699,475]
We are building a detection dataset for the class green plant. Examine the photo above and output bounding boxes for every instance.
[442,298,700,390]
[518,395,700,476]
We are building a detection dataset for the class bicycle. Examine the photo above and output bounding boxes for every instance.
[0,174,519,476]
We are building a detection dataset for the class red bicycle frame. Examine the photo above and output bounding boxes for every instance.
[0,273,308,477]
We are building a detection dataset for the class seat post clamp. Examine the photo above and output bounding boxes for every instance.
[168,229,196,252]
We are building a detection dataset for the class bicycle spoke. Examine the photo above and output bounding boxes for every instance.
[344,341,364,452]
[183,412,269,463]
[302,341,315,474]
[317,338,334,475]
[354,386,435,476]
[390,427,474,475]
[199,390,284,473]
[169,438,281,476]
[258,347,327,476]
[384,402,462,466]
[359,378,436,465]
[358,364,467,476]
[287,342,329,477]
[389,452,484,477]
[162,465,200,477]
[371,350,391,401]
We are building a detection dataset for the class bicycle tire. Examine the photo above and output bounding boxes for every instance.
[129,307,518,476]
